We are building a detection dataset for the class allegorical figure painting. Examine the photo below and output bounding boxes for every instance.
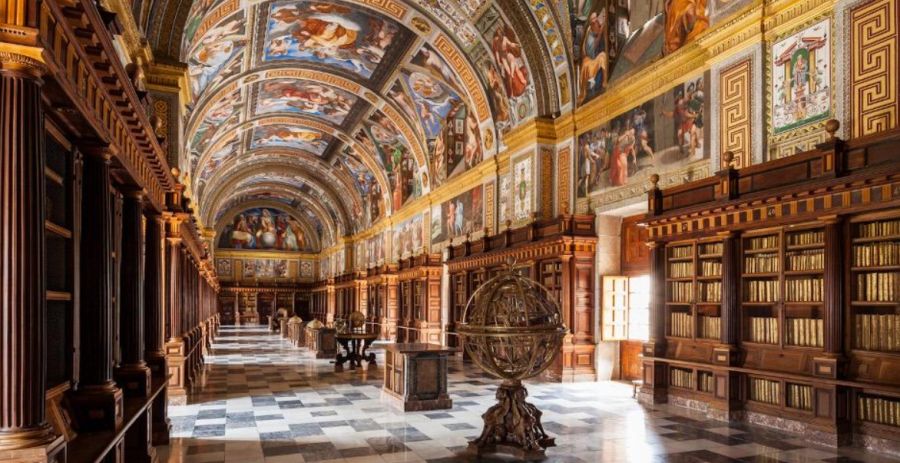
[513,156,533,221]
[263,1,399,79]
[188,11,246,98]
[431,186,484,243]
[218,208,311,252]
[577,75,707,198]
[357,111,421,211]
[337,146,383,225]
[256,79,357,125]
[572,1,708,105]
[772,19,831,133]
[250,125,328,155]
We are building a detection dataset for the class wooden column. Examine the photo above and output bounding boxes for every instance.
[145,211,171,446]
[712,232,743,419]
[144,215,166,375]
[70,147,123,431]
[640,242,668,404]
[115,192,151,397]
[815,215,846,378]
[164,217,187,405]
[716,232,741,362]
[0,54,65,461]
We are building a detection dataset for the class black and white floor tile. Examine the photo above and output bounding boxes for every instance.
[159,326,892,463]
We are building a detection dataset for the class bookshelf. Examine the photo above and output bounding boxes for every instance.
[850,214,900,353]
[665,240,723,341]
[44,130,78,390]
[641,128,900,450]
[740,226,825,348]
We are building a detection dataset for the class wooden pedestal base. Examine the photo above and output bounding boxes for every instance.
[469,380,555,459]
[0,434,65,463]
[69,385,124,431]
[116,364,152,397]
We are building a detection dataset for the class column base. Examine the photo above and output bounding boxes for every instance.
[68,384,124,431]
[0,432,65,463]
[166,339,188,405]
[145,351,168,379]
[115,363,152,397]
[151,390,171,446]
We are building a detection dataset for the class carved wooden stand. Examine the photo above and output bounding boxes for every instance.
[467,379,555,460]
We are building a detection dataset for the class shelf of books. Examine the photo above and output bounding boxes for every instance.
[850,214,900,354]
[669,365,716,396]
[741,226,825,348]
[665,240,723,341]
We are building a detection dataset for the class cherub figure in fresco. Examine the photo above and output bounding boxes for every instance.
[492,25,529,98]
[578,7,609,104]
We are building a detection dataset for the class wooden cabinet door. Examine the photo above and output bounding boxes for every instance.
[620,340,643,381]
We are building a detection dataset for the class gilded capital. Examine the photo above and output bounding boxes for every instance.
[0,45,47,78]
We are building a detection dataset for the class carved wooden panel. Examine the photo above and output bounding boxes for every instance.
[850,0,899,138]
[720,58,753,169]
[620,340,643,380]
[621,214,650,275]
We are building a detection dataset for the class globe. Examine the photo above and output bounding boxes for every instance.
[457,264,566,458]
[259,231,277,248]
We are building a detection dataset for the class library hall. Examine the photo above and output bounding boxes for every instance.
[1,0,899,462]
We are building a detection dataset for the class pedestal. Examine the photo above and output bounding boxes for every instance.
[383,344,454,412]
[467,380,554,460]
[165,339,188,405]
[306,328,337,358]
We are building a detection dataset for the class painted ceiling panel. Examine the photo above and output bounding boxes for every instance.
[167,0,556,252]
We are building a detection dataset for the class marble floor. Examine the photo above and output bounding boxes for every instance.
[159,326,894,463]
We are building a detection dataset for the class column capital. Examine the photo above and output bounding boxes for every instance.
[0,45,46,78]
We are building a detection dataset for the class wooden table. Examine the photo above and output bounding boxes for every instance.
[383,343,455,411]
[335,333,377,370]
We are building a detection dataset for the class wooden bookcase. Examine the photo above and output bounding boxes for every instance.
[45,128,79,391]
[640,127,900,450]
[663,239,724,342]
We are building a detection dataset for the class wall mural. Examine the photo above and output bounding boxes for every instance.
[366,232,385,266]
[431,186,484,243]
[243,259,289,278]
[572,1,709,105]
[512,156,533,221]
[218,207,314,251]
[262,1,399,80]
[336,146,383,225]
[256,79,358,125]
[771,19,831,134]
[577,74,708,198]
[393,214,424,259]
[356,111,421,210]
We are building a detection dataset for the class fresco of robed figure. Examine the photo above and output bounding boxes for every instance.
[218,208,312,252]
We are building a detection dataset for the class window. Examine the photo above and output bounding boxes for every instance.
[600,275,651,341]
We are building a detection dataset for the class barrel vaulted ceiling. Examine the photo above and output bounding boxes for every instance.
[142,0,568,251]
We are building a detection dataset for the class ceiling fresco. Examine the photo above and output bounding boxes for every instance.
[176,0,561,252]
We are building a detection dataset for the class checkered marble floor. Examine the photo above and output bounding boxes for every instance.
[159,326,892,463]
